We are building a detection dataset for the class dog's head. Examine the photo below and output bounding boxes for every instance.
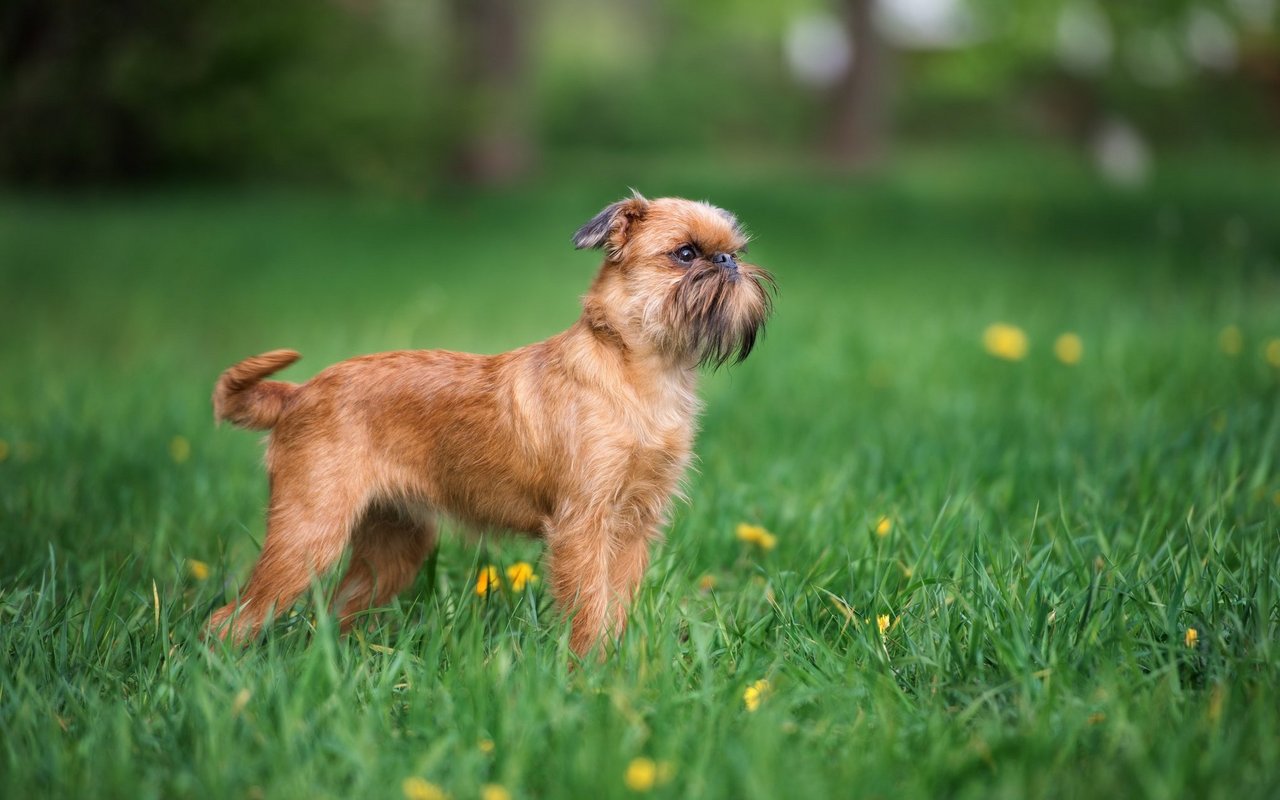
[574,193,775,369]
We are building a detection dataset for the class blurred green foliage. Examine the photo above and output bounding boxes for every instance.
[0,0,1277,187]
[0,0,445,185]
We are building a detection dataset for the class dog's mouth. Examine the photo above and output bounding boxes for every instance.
[669,263,776,369]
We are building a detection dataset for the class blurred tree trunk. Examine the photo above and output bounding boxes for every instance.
[446,0,534,185]
[827,0,889,167]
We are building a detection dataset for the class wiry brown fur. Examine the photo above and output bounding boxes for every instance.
[208,195,774,657]
[212,349,302,429]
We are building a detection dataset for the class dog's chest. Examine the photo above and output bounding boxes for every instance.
[611,384,697,489]
[642,448,690,506]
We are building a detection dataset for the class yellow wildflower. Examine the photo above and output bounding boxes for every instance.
[877,614,891,635]
[875,516,892,537]
[169,435,191,464]
[983,323,1028,361]
[1208,683,1224,723]
[478,738,495,755]
[188,559,210,581]
[1053,332,1083,365]
[1219,325,1242,356]
[475,565,500,596]
[1185,627,1198,648]
[402,777,448,800]
[481,785,511,800]
[697,574,717,592]
[624,758,657,792]
[736,523,777,551]
[1265,338,1280,368]
[231,688,251,717]
[506,562,538,592]
[743,679,771,712]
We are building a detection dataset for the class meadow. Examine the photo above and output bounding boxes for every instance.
[2,147,1279,799]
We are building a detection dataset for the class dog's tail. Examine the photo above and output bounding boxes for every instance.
[213,349,302,430]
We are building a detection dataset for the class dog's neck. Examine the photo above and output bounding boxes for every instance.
[562,293,699,419]
[558,319,701,445]
[577,289,697,376]
[567,315,695,383]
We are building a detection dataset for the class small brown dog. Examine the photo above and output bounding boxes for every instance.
[208,193,773,655]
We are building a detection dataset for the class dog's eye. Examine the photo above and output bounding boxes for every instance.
[674,245,698,264]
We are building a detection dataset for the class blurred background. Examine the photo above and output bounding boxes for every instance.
[2,0,1277,190]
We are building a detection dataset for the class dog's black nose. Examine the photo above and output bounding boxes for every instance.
[711,252,738,271]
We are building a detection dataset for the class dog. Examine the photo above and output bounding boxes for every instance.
[208,193,774,656]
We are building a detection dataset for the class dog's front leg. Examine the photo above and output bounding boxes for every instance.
[546,504,630,658]
[606,527,653,638]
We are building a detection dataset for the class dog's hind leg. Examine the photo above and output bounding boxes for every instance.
[332,503,437,629]
[208,470,364,644]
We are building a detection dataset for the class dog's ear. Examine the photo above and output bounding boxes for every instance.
[573,192,648,257]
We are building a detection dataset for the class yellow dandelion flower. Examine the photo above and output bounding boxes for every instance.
[1207,684,1224,723]
[506,562,538,592]
[169,435,191,464]
[187,559,210,581]
[1185,627,1198,648]
[1053,332,1084,365]
[1265,338,1280,368]
[983,323,1028,361]
[877,614,891,635]
[478,738,495,755]
[743,679,771,712]
[697,574,717,592]
[1219,325,1243,356]
[402,777,448,800]
[736,523,777,551]
[475,565,501,596]
[624,758,657,792]
[0,438,9,462]
[231,688,251,717]
[875,516,892,537]
[481,785,511,800]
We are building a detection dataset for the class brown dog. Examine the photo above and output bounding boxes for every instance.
[208,193,774,655]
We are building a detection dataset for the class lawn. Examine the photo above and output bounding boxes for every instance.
[2,146,1279,799]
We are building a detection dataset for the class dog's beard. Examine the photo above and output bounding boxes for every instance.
[668,263,775,369]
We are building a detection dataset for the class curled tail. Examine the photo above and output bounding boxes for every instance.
[213,349,302,430]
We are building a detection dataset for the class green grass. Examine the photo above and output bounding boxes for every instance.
[2,146,1280,799]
